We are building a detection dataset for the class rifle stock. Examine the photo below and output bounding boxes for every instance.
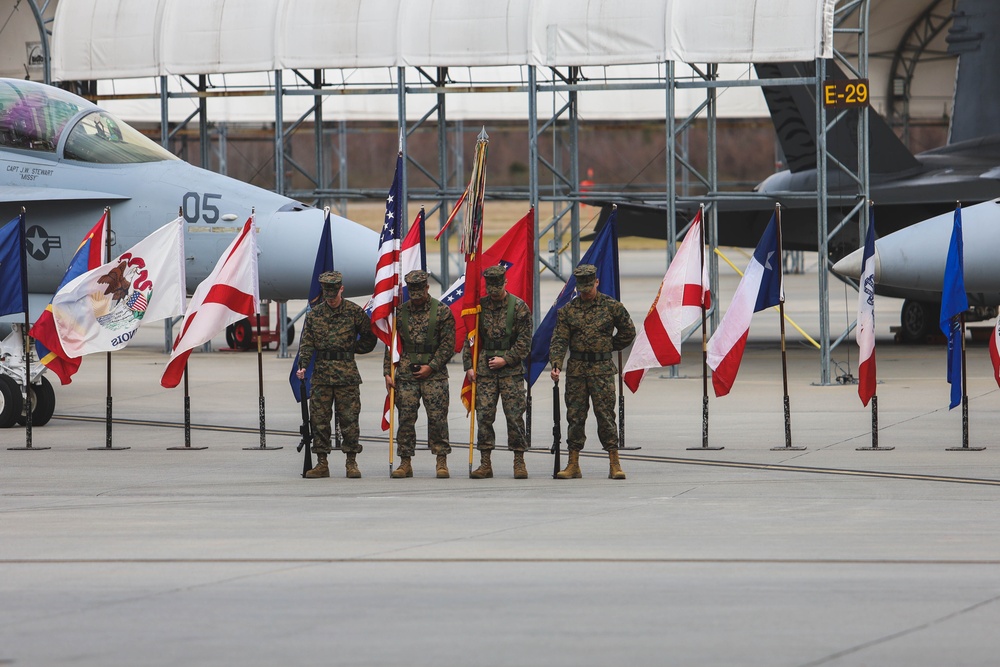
[296,379,313,477]
[552,380,561,478]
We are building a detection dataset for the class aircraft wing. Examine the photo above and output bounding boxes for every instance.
[0,185,130,203]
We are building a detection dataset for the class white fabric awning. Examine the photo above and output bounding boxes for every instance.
[52,0,836,80]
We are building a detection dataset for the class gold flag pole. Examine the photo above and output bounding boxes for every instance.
[388,316,398,477]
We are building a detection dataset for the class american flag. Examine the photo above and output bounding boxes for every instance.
[127,290,149,313]
[370,155,403,347]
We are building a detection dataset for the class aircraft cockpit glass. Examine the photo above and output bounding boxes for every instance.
[0,80,84,153]
[64,111,178,164]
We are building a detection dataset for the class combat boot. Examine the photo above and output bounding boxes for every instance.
[305,453,330,478]
[469,450,493,479]
[555,450,582,479]
[345,451,361,479]
[608,449,627,480]
[436,454,450,479]
[391,457,413,478]
[512,451,528,479]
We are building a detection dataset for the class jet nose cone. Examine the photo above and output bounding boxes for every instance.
[256,208,377,300]
[832,249,863,280]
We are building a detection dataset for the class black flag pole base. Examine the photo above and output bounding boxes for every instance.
[856,445,894,451]
[242,445,284,450]
[770,445,806,451]
[618,445,642,451]
[167,446,208,450]
[87,446,131,450]
[687,445,724,451]
[946,446,986,451]
[8,445,51,451]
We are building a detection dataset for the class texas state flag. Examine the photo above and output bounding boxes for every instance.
[706,213,783,397]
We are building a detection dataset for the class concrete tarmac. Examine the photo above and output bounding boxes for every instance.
[3,251,1000,666]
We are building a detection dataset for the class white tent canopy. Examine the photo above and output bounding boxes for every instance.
[52,0,835,80]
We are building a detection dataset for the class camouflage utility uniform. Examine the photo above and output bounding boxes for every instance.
[463,293,531,453]
[550,274,635,455]
[385,291,456,460]
[298,297,378,457]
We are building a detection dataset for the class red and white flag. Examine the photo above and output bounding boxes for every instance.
[857,214,877,405]
[623,211,710,392]
[989,319,1000,388]
[370,155,403,348]
[160,217,259,388]
[706,213,783,397]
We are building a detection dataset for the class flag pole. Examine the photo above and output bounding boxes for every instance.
[771,203,804,451]
[856,202,892,451]
[168,206,205,451]
[245,209,281,451]
[90,207,128,450]
[388,316,397,476]
[468,309,480,475]
[17,207,46,451]
[689,205,722,450]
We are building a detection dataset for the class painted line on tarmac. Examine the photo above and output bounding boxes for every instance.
[53,414,1000,487]
[3,557,1000,565]
[607,451,1000,486]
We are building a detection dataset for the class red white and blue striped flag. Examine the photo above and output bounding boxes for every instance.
[857,210,877,406]
[370,154,403,348]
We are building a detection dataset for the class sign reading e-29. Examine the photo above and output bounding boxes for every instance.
[822,79,869,109]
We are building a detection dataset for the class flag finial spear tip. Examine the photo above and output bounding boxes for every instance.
[612,203,617,210]
[478,126,489,142]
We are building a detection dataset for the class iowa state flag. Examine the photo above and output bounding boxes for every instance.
[623,210,710,392]
[706,213,782,397]
[856,211,877,406]
[30,214,108,384]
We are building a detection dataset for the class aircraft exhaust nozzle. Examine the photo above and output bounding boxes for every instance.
[256,208,378,301]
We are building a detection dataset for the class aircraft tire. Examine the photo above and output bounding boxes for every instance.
[900,300,939,343]
[15,376,55,427]
[0,375,24,428]
[225,324,237,349]
[232,319,254,350]
[285,318,295,346]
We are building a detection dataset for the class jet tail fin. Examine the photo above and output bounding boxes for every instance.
[754,61,920,175]
[947,0,1000,144]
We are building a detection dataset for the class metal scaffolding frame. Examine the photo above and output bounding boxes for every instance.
[33,0,876,381]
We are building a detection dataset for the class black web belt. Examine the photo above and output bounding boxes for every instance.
[570,351,612,362]
[315,350,354,361]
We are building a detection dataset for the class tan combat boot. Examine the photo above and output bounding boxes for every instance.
[345,451,361,479]
[391,457,413,478]
[512,451,528,479]
[305,453,330,478]
[469,450,493,479]
[555,450,582,479]
[436,454,450,479]
[608,449,627,480]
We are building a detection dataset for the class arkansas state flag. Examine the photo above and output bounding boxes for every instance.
[623,210,710,392]
[706,213,782,397]
[50,217,186,357]
[856,211,877,406]
[30,214,108,384]
[161,217,259,388]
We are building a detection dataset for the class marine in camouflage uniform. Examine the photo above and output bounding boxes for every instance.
[297,271,378,479]
[384,270,456,479]
[549,264,636,480]
[463,265,532,479]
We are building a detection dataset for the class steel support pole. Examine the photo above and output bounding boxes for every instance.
[816,58,830,385]
[569,67,581,265]
[706,65,720,332]
[397,67,408,233]
[274,70,285,195]
[26,0,50,85]
[437,68,451,287]
[199,75,210,171]
[528,67,541,330]
[665,62,680,379]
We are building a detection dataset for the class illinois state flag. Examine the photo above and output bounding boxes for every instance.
[30,214,108,384]
[623,210,710,392]
[856,211,877,406]
[706,213,782,397]
[161,216,259,388]
[51,217,186,357]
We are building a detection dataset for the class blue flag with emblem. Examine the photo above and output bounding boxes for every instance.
[0,214,26,317]
[525,209,620,386]
[288,209,335,403]
[939,204,968,410]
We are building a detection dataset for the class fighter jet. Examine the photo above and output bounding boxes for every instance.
[0,77,377,425]
[832,199,1000,342]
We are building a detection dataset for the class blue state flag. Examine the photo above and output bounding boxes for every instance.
[525,209,620,386]
[0,214,26,317]
[289,209,335,403]
[939,205,968,409]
